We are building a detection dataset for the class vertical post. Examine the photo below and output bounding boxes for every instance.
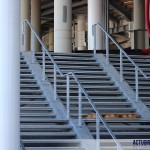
[42,47,46,81]
[78,86,82,127]
[133,0,145,49]
[96,114,100,150]
[23,22,27,52]
[92,25,97,54]
[67,75,70,119]
[54,66,57,101]
[31,32,36,63]
[96,114,100,139]
[120,51,123,82]
[135,67,139,101]
[105,35,109,65]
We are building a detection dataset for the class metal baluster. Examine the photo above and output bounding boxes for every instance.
[106,35,109,65]
[31,32,36,63]
[93,25,97,54]
[67,75,70,119]
[120,51,123,82]
[135,67,139,101]
[42,47,46,81]
[78,87,82,127]
[96,114,100,150]
[23,22,27,52]
[54,66,57,101]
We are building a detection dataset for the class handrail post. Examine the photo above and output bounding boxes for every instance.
[92,24,97,54]
[23,22,27,52]
[96,114,100,139]
[31,33,36,63]
[135,67,139,102]
[78,87,82,127]
[105,35,109,65]
[54,66,57,101]
[66,75,70,119]
[42,47,46,81]
[120,51,123,82]
[96,114,100,150]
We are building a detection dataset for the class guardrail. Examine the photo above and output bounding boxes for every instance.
[92,23,150,102]
[22,20,123,150]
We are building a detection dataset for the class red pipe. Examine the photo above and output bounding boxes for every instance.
[145,0,150,37]
[142,0,150,54]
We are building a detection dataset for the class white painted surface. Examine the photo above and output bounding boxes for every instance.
[0,0,20,150]
[54,0,72,53]
[88,0,104,50]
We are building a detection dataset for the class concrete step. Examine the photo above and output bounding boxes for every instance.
[20,95,46,99]
[60,95,127,101]
[51,80,115,85]
[21,132,76,138]
[57,85,118,90]
[22,139,80,146]
[26,147,84,150]
[20,84,40,89]
[20,107,53,112]
[20,79,37,83]
[20,118,69,124]
[20,101,49,106]
[38,60,99,65]
[20,113,56,118]
[20,90,43,93]
[63,102,131,107]
[36,51,92,57]
[69,108,136,113]
[57,90,122,95]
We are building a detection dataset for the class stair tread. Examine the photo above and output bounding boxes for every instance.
[26,147,84,150]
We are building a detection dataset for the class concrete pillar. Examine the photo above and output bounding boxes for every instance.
[0,0,20,150]
[21,0,30,51]
[76,15,87,50]
[31,0,41,52]
[49,28,54,51]
[133,0,145,49]
[88,0,104,50]
[54,0,72,53]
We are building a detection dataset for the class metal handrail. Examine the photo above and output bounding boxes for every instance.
[93,23,150,101]
[22,20,123,150]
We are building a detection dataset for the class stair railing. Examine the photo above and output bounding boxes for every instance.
[92,23,150,102]
[22,20,123,150]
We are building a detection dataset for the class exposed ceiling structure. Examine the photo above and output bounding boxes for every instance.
[41,0,133,30]
[41,0,134,48]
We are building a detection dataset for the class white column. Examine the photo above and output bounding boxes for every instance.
[21,0,30,51]
[31,0,41,52]
[54,0,72,53]
[0,0,20,150]
[49,28,54,51]
[88,0,104,50]
[76,15,87,50]
[133,0,145,49]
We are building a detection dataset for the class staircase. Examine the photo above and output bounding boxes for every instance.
[109,53,150,110]
[35,52,150,140]
[20,54,83,150]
